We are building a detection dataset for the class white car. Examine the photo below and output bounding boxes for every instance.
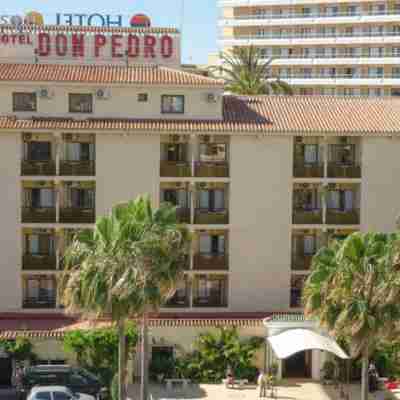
[27,386,96,400]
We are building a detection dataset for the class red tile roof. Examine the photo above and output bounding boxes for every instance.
[0,312,270,339]
[0,64,222,86]
[0,25,179,35]
[1,95,400,135]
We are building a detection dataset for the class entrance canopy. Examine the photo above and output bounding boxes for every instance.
[267,328,349,360]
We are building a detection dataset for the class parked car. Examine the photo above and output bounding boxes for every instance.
[16,366,105,400]
[27,386,95,400]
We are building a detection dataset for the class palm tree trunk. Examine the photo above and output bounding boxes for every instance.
[140,312,149,400]
[118,319,126,400]
[361,349,369,400]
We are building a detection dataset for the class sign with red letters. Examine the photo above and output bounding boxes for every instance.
[0,29,180,66]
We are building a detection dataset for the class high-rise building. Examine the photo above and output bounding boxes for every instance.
[218,0,400,96]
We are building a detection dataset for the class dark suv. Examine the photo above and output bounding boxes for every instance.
[16,365,105,400]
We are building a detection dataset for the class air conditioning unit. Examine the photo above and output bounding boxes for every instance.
[202,135,211,143]
[63,133,73,141]
[38,88,54,99]
[206,93,219,103]
[170,134,182,143]
[23,132,32,141]
[295,137,303,143]
[340,137,348,144]
[95,88,111,100]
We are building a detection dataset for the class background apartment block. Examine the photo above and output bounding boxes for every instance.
[218,0,400,96]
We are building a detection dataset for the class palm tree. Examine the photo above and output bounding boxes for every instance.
[303,232,400,400]
[209,46,293,95]
[59,196,190,400]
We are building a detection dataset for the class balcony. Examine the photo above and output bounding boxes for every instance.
[293,163,323,178]
[160,161,191,178]
[60,161,95,176]
[59,208,95,224]
[193,253,229,271]
[21,160,56,176]
[326,209,360,225]
[291,254,314,271]
[22,254,57,271]
[23,296,56,309]
[176,207,191,224]
[195,209,229,225]
[22,207,56,223]
[327,163,361,179]
[193,295,228,308]
[195,162,229,178]
[292,209,323,225]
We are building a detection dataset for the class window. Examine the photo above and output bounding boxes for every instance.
[327,190,354,211]
[162,143,187,162]
[34,392,52,400]
[199,143,227,163]
[199,189,225,211]
[28,188,55,208]
[70,188,95,209]
[162,189,188,208]
[69,94,93,113]
[64,142,94,161]
[26,233,55,256]
[294,189,321,211]
[166,279,188,307]
[193,275,228,307]
[294,144,319,164]
[161,95,185,114]
[53,392,73,400]
[329,144,355,164]
[13,92,37,112]
[138,93,148,102]
[200,234,225,254]
[25,141,51,161]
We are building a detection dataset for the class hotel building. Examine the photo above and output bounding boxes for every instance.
[0,23,400,382]
[218,0,400,96]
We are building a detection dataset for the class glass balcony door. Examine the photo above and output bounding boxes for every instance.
[27,188,55,208]
[25,141,51,161]
[200,234,225,255]
[26,233,55,256]
[64,142,94,162]
[161,189,189,209]
[198,189,225,212]
[193,275,228,307]
[68,188,95,209]
[161,143,187,162]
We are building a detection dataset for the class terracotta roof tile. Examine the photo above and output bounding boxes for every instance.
[0,63,222,86]
[0,94,399,135]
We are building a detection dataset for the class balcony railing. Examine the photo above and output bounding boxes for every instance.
[195,162,230,178]
[23,296,56,309]
[328,163,361,179]
[292,209,323,225]
[21,160,56,176]
[193,253,229,270]
[176,207,191,224]
[291,254,314,271]
[278,73,397,80]
[194,209,229,225]
[22,207,56,223]
[264,53,400,60]
[293,163,324,178]
[290,289,302,308]
[326,209,360,225]
[227,10,400,20]
[160,161,191,177]
[59,208,95,224]
[193,296,228,308]
[60,161,95,176]
[22,254,57,271]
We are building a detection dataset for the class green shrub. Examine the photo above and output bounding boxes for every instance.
[149,355,175,381]
[174,328,263,383]
[110,373,118,400]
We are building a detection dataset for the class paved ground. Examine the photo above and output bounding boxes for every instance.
[0,389,17,400]
[127,380,393,400]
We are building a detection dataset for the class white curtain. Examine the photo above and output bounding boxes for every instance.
[328,191,340,209]
[345,191,353,210]
[304,145,317,163]
[177,190,188,207]
[214,190,225,209]
[304,236,315,254]
[27,279,39,298]
[200,236,212,253]
[29,235,39,254]
[40,189,55,208]
[65,143,81,161]
[199,191,209,209]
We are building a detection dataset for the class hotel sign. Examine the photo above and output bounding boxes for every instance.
[0,31,180,66]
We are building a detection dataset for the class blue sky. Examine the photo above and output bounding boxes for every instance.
[5,0,218,64]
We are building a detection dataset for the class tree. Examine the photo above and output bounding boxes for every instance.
[210,46,293,95]
[63,325,138,386]
[303,232,400,400]
[59,195,190,400]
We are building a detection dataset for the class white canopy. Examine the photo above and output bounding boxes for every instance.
[267,328,349,360]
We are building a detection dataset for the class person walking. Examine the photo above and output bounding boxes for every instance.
[258,370,267,398]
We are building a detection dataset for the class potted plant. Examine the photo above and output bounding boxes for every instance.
[321,360,336,385]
